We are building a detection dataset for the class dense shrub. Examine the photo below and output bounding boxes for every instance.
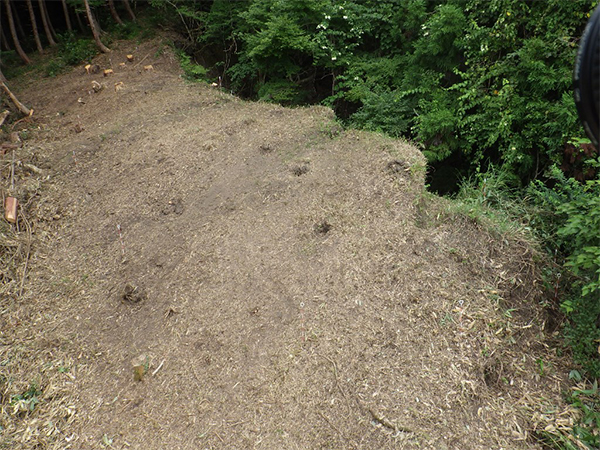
[528,163,600,377]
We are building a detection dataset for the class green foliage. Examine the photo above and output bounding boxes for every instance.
[557,179,600,298]
[44,33,96,77]
[567,382,600,449]
[106,19,145,41]
[175,49,208,81]
[540,382,600,449]
[527,163,600,379]
[257,79,303,104]
[528,164,600,290]
[350,87,413,137]
[450,165,532,237]
[10,382,42,413]
[1,50,31,80]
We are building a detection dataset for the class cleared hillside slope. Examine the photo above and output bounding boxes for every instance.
[1,38,569,450]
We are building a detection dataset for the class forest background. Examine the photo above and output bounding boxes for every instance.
[1,0,600,400]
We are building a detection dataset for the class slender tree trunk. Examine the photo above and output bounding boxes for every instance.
[108,0,124,25]
[61,0,72,31]
[83,0,110,53]
[4,0,31,64]
[0,28,10,51]
[37,0,57,46]
[11,1,26,40]
[42,0,58,40]
[75,10,85,32]
[94,10,104,34]
[123,0,136,22]
[26,0,44,54]
[0,69,31,116]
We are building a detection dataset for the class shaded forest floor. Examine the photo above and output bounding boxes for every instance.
[1,37,575,449]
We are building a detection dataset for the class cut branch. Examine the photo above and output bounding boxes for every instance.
[0,75,32,116]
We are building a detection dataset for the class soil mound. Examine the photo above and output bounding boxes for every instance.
[1,39,567,449]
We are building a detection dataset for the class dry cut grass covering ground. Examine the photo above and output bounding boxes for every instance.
[0,38,581,449]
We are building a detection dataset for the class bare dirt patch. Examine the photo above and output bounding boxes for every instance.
[1,38,572,449]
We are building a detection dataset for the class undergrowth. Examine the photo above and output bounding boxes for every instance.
[175,48,208,82]
[44,32,97,77]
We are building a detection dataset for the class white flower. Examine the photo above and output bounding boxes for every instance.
[343,15,348,19]
[332,56,337,61]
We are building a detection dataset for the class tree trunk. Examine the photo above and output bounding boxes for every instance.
[123,0,136,22]
[0,28,10,51]
[75,10,85,32]
[42,0,58,40]
[108,0,124,25]
[61,0,72,31]
[0,69,32,116]
[11,1,26,40]
[26,0,44,54]
[4,0,31,64]
[37,0,57,46]
[83,0,110,53]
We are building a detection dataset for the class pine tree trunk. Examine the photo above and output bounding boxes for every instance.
[75,10,85,32]
[84,0,110,53]
[108,0,124,25]
[26,0,44,54]
[0,28,10,51]
[61,0,72,31]
[0,69,32,116]
[11,1,26,40]
[4,0,31,64]
[123,0,136,22]
[37,0,57,46]
[43,0,58,40]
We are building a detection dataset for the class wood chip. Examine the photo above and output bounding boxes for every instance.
[4,197,17,223]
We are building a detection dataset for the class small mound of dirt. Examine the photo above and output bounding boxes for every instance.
[122,283,147,304]
[291,164,310,176]
[313,220,332,235]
